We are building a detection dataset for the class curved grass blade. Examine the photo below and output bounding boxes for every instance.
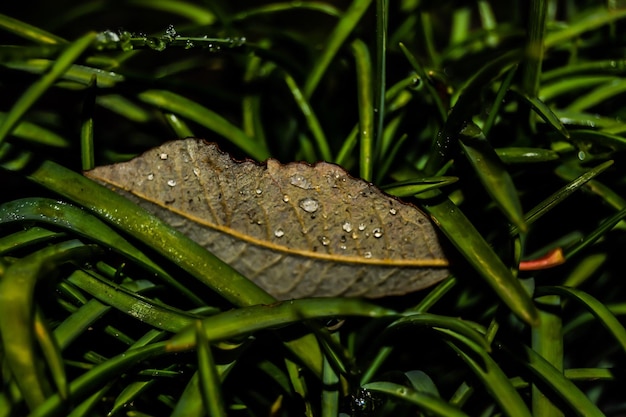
[166,298,396,352]
[0,13,66,44]
[446,334,532,417]
[351,39,375,181]
[0,240,95,410]
[127,0,216,24]
[568,79,626,112]
[0,226,64,255]
[137,89,269,160]
[503,344,605,417]
[483,65,518,137]
[3,60,125,88]
[569,129,626,152]
[544,6,626,49]
[232,2,342,20]
[565,207,626,259]
[53,299,110,349]
[419,192,539,326]
[0,197,205,307]
[33,308,68,402]
[304,0,372,97]
[536,286,626,353]
[510,89,569,138]
[0,32,96,146]
[283,72,332,161]
[458,122,527,232]
[170,372,204,417]
[362,381,470,417]
[381,176,458,197]
[22,160,324,375]
[164,113,194,138]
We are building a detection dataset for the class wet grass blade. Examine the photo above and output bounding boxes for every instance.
[458,122,527,232]
[362,381,470,417]
[419,192,539,326]
[0,226,64,255]
[195,321,227,417]
[138,89,269,160]
[495,147,559,164]
[0,32,96,146]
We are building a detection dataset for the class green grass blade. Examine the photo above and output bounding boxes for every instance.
[33,308,68,401]
[195,321,227,417]
[510,89,569,138]
[0,197,205,307]
[458,122,527,232]
[373,0,387,160]
[362,381,470,417]
[283,71,332,161]
[0,240,94,410]
[321,334,340,417]
[0,226,64,255]
[0,13,66,44]
[80,79,95,171]
[3,60,125,88]
[304,0,372,97]
[419,192,539,326]
[351,39,375,181]
[544,6,626,49]
[0,112,69,148]
[163,113,195,138]
[127,0,216,24]
[137,89,269,160]
[170,373,204,417]
[53,300,110,350]
[495,147,559,164]
[520,0,548,96]
[537,286,626,353]
[0,32,96,146]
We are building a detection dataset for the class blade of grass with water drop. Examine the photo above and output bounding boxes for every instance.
[137,89,269,160]
[495,147,559,164]
[0,32,96,146]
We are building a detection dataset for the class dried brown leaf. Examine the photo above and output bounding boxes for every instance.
[85,139,449,298]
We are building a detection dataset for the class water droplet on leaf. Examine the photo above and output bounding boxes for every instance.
[299,197,319,213]
[373,228,383,238]
[274,228,285,238]
[167,179,176,187]
[290,174,313,189]
[319,236,330,246]
[342,221,353,233]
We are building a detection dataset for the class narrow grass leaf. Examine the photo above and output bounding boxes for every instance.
[80,78,96,171]
[537,286,626,353]
[458,122,527,232]
[373,0,388,162]
[3,60,125,88]
[66,384,113,417]
[195,321,227,417]
[166,298,396,352]
[544,7,626,49]
[569,129,626,151]
[495,147,559,164]
[540,75,619,101]
[96,95,151,123]
[0,32,96,146]
[0,13,66,44]
[419,192,539,326]
[283,72,332,161]
[127,0,216,24]
[483,65,517,137]
[138,89,269,160]
[0,226,64,255]
[510,89,569,138]
[304,0,372,97]
[0,240,94,410]
[511,160,613,235]
[321,334,340,417]
[520,0,548,96]
[381,177,458,197]
[0,112,68,148]
[446,334,532,417]
[170,372,204,417]
[362,381,470,417]
[351,39,375,181]
[33,308,68,401]
[0,197,204,307]
[565,207,626,259]
[504,344,605,417]
[567,79,626,112]
[164,113,194,138]
[53,300,110,349]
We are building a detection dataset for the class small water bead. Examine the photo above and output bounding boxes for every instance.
[373,228,383,238]
[255,189,262,195]
[164,24,178,39]
[299,197,319,213]
[363,251,372,259]
[340,244,347,250]
[318,236,330,246]
[283,194,290,202]
[358,223,366,231]
[193,168,200,177]
[389,208,397,215]
[274,228,285,238]
[342,222,353,233]
[290,174,313,189]
[147,173,154,181]
[167,179,177,187]
[160,153,168,160]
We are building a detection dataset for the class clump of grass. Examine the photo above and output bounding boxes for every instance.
[1,1,626,416]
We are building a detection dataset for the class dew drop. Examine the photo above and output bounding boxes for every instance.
[185,40,194,49]
[167,179,177,187]
[164,24,178,39]
[274,228,285,238]
[342,221,353,233]
[363,251,372,259]
[147,173,154,181]
[255,188,262,195]
[373,228,383,238]
[283,194,290,202]
[358,223,366,231]
[290,174,313,189]
[299,197,319,213]
[389,208,397,215]
[340,244,347,250]
[318,236,330,246]
[193,168,200,177]
[160,153,168,160]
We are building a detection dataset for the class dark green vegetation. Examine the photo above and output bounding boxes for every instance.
[2,1,626,416]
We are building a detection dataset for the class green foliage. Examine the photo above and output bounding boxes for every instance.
[1,1,626,416]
